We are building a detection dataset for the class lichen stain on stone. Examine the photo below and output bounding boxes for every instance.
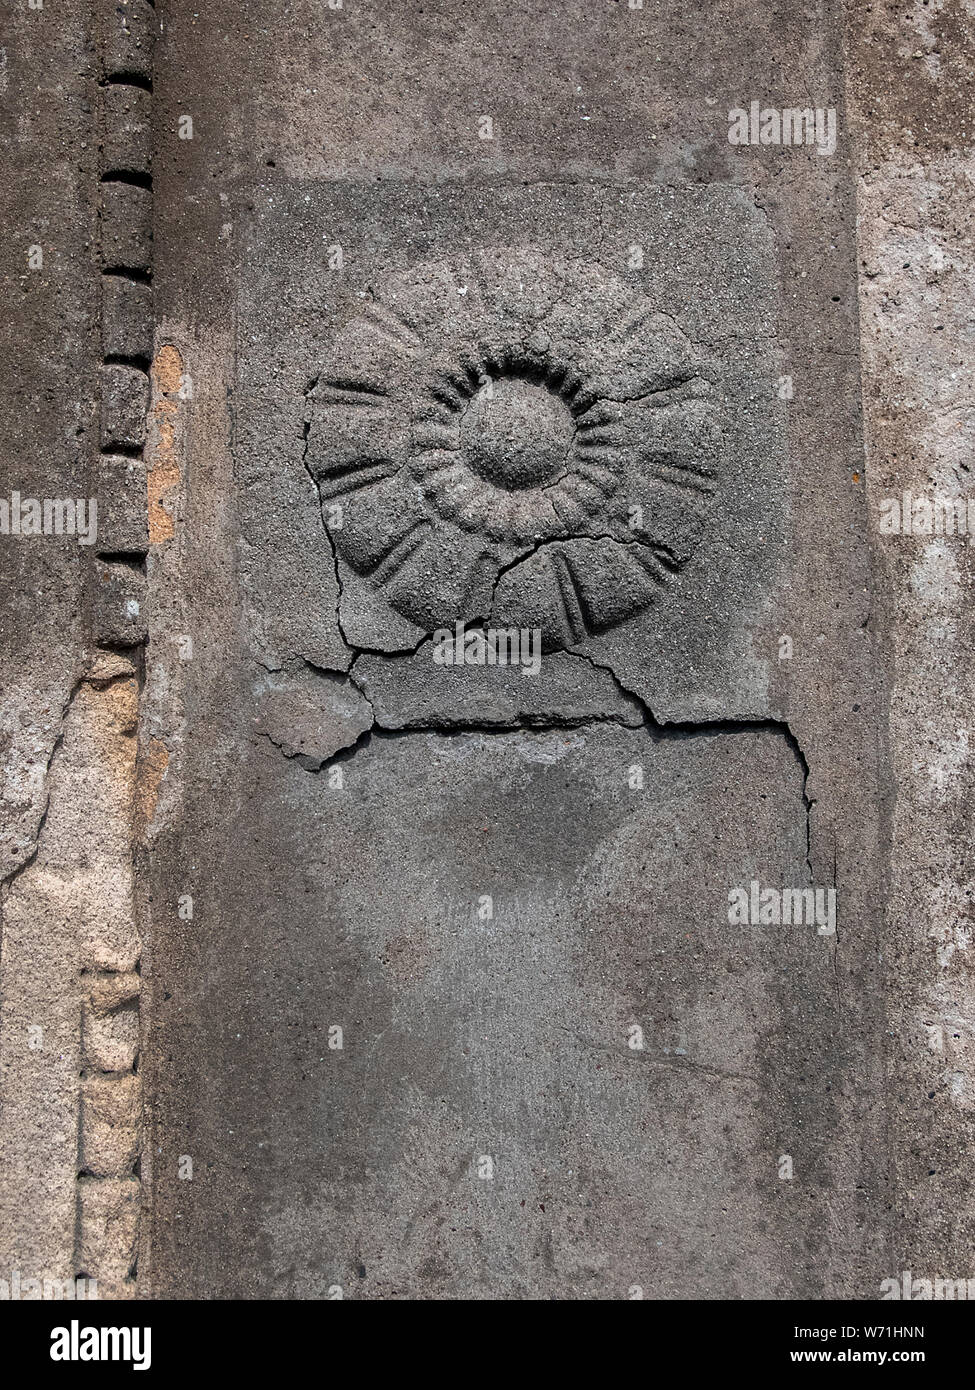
[147,345,184,544]
[135,737,170,837]
[153,344,184,395]
[100,675,140,741]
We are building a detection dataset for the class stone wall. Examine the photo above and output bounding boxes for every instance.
[0,0,971,1301]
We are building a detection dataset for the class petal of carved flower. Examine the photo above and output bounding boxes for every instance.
[305,403,409,500]
[492,538,666,651]
[612,388,723,502]
[314,312,420,401]
[379,261,482,359]
[332,473,429,576]
[534,259,632,360]
[383,528,502,631]
[576,310,702,409]
[622,479,707,568]
[466,248,570,341]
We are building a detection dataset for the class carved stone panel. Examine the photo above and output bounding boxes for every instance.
[235,183,785,720]
[144,176,883,1299]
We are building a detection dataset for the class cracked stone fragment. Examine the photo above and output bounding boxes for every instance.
[100,184,152,273]
[491,537,670,651]
[102,275,153,362]
[101,85,152,174]
[353,647,644,729]
[92,561,147,647]
[96,455,149,556]
[80,1075,141,1178]
[89,651,137,683]
[334,559,428,654]
[84,1007,139,1073]
[100,364,149,450]
[254,667,373,768]
[77,1178,140,1299]
[97,0,155,79]
[87,970,142,1013]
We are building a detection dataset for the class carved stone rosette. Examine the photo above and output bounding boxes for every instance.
[305,249,721,650]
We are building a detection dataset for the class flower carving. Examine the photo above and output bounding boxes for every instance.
[305,248,721,650]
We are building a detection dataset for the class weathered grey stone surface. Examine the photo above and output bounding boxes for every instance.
[1,0,151,1300]
[353,648,645,731]
[0,0,99,1296]
[151,725,836,1298]
[845,0,975,1292]
[238,182,784,715]
[0,0,972,1304]
[140,0,887,1300]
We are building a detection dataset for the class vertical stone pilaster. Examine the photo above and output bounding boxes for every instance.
[72,0,159,1297]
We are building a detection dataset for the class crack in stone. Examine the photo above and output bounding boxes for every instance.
[556,1026,760,1087]
[568,644,817,883]
[299,406,355,657]
[0,669,89,897]
[279,430,817,885]
[276,699,818,879]
[267,646,817,892]
[299,362,814,880]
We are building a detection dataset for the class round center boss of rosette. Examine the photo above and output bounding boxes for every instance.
[462,375,574,492]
